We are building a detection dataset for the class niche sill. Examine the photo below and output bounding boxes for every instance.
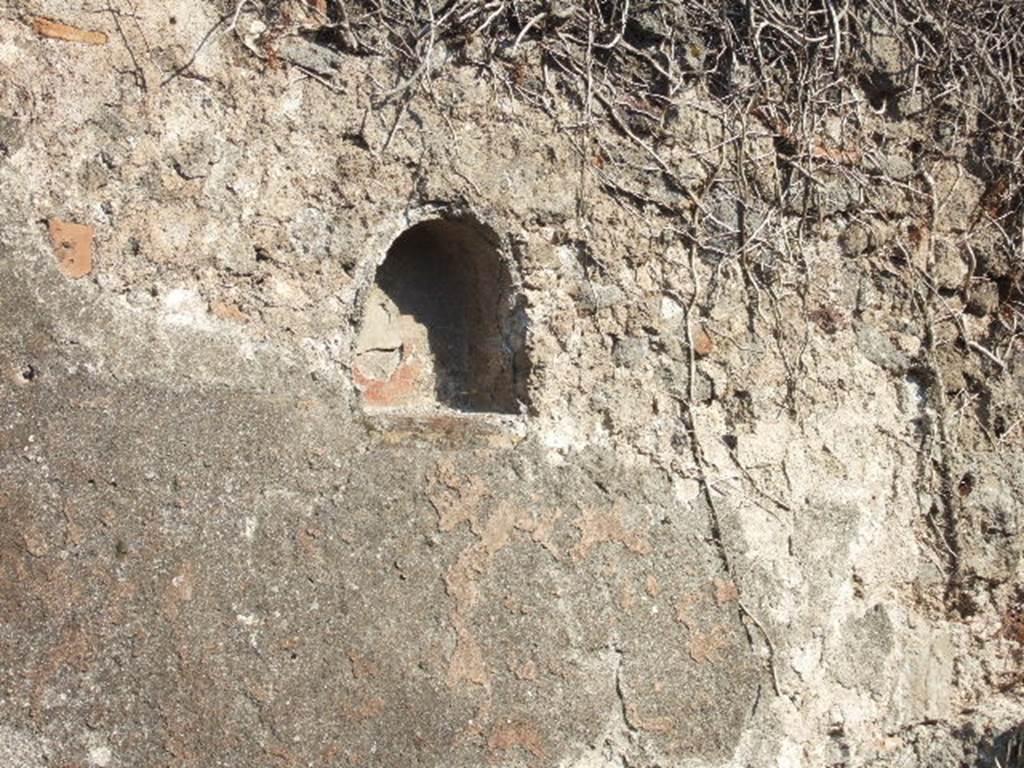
[359,406,527,448]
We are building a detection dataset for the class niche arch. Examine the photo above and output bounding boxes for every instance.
[352,216,528,414]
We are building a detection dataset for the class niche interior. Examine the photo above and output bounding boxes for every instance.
[352,218,526,414]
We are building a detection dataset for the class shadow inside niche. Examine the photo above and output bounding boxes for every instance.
[354,218,524,414]
[975,722,1024,767]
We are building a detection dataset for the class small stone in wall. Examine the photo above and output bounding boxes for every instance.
[209,301,249,323]
[840,222,870,257]
[966,281,1000,317]
[0,116,25,158]
[932,239,968,291]
[48,219,93,278]
[693,326,714,357]
[613,336,648,369]
[857,326,909,373]
[932,161,984,232]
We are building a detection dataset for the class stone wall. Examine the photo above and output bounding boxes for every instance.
[1,2,1022,766]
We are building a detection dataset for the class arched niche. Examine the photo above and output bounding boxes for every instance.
[352,217,527,414]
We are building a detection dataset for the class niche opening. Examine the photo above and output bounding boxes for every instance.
[353,218,526,414]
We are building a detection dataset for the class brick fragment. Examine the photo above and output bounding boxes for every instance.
[48,219,94,278]
[32,18,108,45]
